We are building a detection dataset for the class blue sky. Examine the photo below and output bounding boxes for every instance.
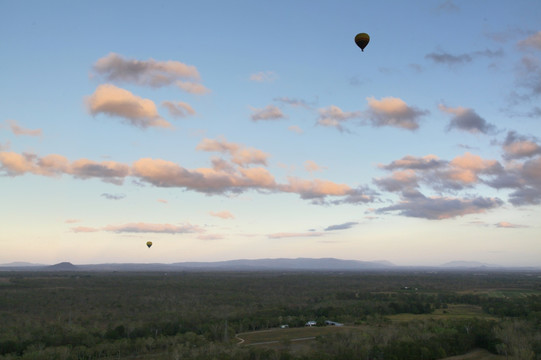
[1,0,540,266]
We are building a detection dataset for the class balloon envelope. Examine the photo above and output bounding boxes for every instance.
[355,33,370,51]
[146,241,152,248]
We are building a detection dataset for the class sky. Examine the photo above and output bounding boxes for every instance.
[1,0,540,267]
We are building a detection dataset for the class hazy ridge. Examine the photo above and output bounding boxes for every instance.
[1,258,539,271]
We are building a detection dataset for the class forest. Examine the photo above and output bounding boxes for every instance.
[0,270,540,359]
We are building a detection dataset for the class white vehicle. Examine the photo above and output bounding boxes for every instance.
[305,321,317,327]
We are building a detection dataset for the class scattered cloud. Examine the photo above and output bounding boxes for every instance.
[379,154,445,171]
[502,131,541,159]
[438,104,497,134]
[376,148,541,213]
[425,48,503,66]
[249,71,277,82]
[324,222,358,231]
[72,226,100,233]
[6,120,42,137]
[64,219,81,224]
[267,232,324,239]
[495,221,527,228]
[69,158,130,185]
[250,105,286,121]
[103,222,204,234]
[210,211,235,219]
[317,105,361,132]
[176,81,211,95]
[86,84,170,128]
[304,160,325,173]
[435,0,459,13]
[132,157,277,194]
[274,97,311,108]
[516,55,541,97]
[162,101,195,118]
[376,191,504,220]
[374,169,418,192]
[364,97,428,130]
[197,234,225,240]
[0,151,129,184]
[92,53,203,90]
[101,193,126,200]
[196,137,269,167]
[518,31,541,51]
[288,125,304,134]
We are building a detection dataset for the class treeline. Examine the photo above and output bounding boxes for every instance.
[1,271,540,359]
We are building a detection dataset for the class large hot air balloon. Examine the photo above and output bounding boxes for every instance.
[355,33,370,52]
[146,241,152,248]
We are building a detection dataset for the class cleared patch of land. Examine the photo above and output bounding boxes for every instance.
[386,304,497,322]
[440,348,505,360]
[237,325,358,345]
[459,288,541,298]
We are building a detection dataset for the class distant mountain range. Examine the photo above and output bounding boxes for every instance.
[0,258,539,272]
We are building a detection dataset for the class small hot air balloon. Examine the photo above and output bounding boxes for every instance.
[355,33,370,52]
[146,241,152,248]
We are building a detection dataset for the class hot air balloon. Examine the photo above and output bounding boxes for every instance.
[355,33,370,52]
[146,241,152,248]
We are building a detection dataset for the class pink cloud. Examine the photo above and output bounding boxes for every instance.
[196,137,269,167]
[502,131,541,159]
[446,152,502,185]
[71,226,100,233]
[288,125,304,134]
[365,97,427,130]
[210,211,235,219]
[438,104,496,134]
[86,84,170,128]
[0,151,128,184]
[317,105,361,132]
[65,219,81,224]
[304,160,325,173]
[281,177,352,199]
[250,105,286,121]
[162,101,196,117]
[7,120,42,137]
[267,232,324,239]
[518,31,541,51]
[93,53,201,87]
[495,221,527,228]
